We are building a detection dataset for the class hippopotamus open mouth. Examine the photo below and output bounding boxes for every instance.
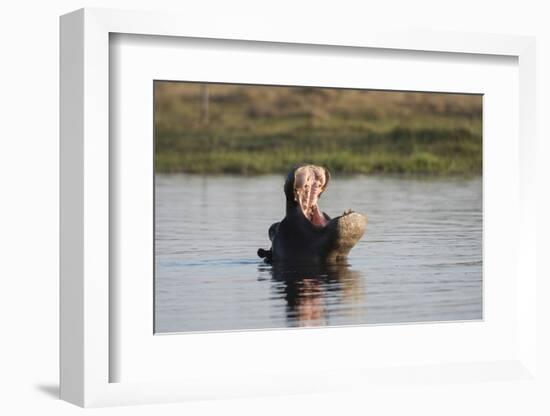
[258,164,367,264]
[292,165,330,227]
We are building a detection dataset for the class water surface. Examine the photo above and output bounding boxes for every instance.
[155,174,482,333]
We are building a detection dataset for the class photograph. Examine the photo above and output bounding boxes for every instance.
[153,81,483,333]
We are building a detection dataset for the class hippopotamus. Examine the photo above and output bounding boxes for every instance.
[257,164,367,263]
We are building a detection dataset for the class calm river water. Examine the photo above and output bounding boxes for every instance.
[155,174,482,333]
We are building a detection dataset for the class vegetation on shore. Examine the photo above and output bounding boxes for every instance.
[154,83,482,176]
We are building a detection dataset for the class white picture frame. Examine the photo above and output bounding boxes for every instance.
[60,7,537,407]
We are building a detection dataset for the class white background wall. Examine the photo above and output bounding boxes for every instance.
[1,0,548,414]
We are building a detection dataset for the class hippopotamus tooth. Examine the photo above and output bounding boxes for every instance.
[257,164,367,264]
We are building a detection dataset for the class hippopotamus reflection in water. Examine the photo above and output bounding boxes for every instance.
[258,164,367,263]
[269,261,364,326]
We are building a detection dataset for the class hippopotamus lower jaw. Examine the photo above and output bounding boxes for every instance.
[324,211,367,262]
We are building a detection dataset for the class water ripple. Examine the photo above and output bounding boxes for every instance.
[155,174,482,333]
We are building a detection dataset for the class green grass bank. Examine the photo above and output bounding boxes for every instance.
[154,83,482,176]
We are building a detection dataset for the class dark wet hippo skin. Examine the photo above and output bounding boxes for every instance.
[258,164,367,263]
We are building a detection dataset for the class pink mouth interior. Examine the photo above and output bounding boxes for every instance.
[294,165,328,227]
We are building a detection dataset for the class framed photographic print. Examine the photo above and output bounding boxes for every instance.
[152,81,483,334]
[60,8,538,407]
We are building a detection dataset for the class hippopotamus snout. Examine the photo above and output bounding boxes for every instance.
[258,164,367,263]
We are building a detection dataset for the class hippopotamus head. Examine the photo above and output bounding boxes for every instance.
[258,164,367,264]
[283,164,331,224]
